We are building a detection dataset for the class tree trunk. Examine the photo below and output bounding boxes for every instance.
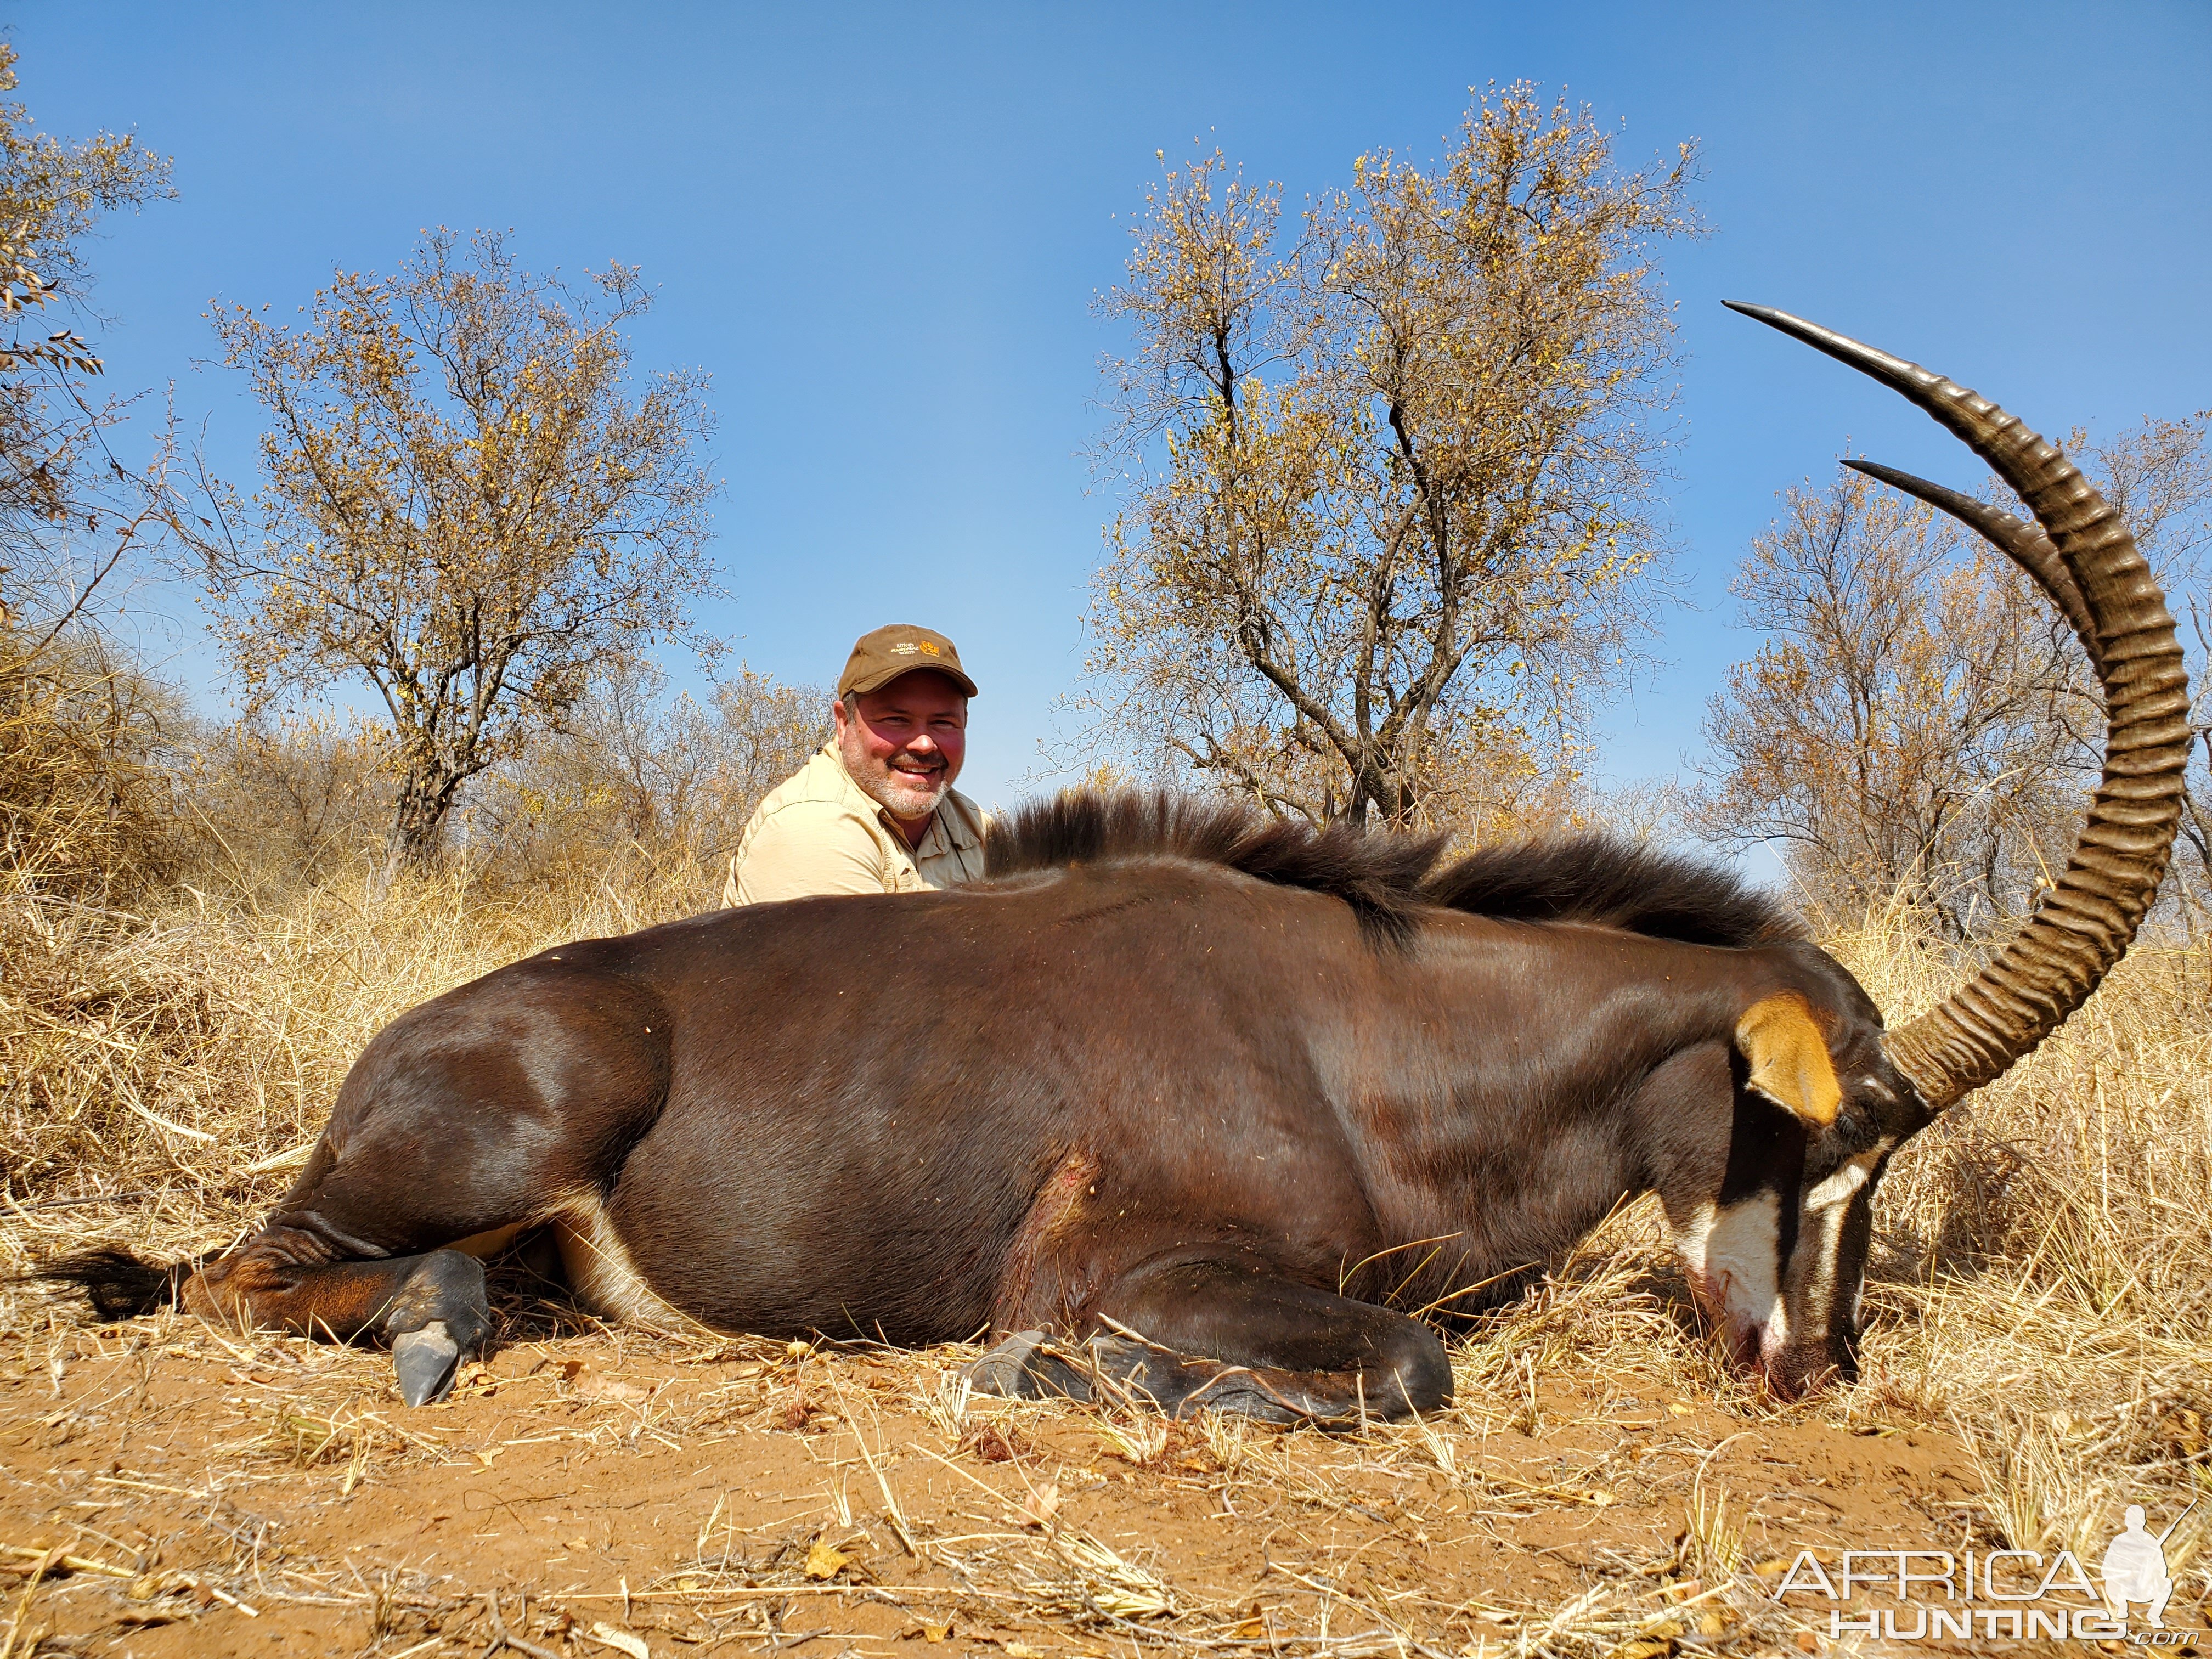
[386,764,459,876]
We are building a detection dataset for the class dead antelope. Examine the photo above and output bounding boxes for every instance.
[44,306,2191,1419]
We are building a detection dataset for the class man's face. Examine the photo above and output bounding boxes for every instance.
[834,671,968,824]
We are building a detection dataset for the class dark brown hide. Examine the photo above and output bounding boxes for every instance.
[47,796,1904,1414]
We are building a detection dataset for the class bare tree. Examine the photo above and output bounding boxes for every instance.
[189,229,719,871]
[702,669,836,834]
[2181,599,2212,915]
[1692,470,2080,933]
[181,714,395,894]
[1086,86,1699,832]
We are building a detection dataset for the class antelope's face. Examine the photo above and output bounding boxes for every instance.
[1678,304,2185,1393]
[1665,951,1933,1398]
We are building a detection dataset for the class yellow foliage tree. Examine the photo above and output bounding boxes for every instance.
[0,38,175,633]
[1086,85,1700,832]
[0,43,183,901]
[189,229,720,870]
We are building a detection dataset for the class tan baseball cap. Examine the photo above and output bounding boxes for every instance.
[836,624,979,700]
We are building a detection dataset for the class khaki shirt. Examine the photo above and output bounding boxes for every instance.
[722,742,988,906]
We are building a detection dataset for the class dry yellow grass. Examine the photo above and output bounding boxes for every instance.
[0,856,709,1206]
[1825,912,2212,1556]
[2,857,2209,1650]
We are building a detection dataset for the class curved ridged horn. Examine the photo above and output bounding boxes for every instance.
[1841,459,2102,673]
[1725,302,2193,1110]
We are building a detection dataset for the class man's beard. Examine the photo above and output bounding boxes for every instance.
[842,732,949,821]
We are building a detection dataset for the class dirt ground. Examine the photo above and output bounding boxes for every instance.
[2,1269,2128,1659]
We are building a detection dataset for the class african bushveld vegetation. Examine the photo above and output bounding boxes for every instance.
[1,61,2209,1645]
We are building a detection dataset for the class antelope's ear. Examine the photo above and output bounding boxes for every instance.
[1735,993,1842,1128]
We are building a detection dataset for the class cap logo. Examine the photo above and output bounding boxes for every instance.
[888,641,940,657]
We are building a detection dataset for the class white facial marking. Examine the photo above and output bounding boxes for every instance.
[1673,1200,1713,1278]
[1803,1158,1871,1211]
[1791,1200,1849,1345]
[1790,1137,1893,1346]
[1673,1195,1784,1361]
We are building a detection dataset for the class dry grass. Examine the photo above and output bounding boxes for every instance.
[0,856,713,1203]
[3,860,2210,1651]
[0,627,189,908]
[1824,912,2212,1560]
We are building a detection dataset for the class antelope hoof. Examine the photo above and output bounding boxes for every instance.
[964,1330,1097,1402]
[393,1321,462,1406]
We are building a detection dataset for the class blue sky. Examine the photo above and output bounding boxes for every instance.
[15,2,2211,811]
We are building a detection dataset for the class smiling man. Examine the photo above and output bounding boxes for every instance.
[721,624,987,906]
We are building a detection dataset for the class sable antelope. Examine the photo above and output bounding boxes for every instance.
[42,307,2191,1419]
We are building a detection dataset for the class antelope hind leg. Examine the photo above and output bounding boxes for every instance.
[967,1256,1452,1426]
[183,963,671,1404]
[189,1237,492,1406]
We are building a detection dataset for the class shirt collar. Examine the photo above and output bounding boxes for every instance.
[822,740,962,856]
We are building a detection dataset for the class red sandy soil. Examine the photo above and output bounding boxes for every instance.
[5,1310,2159,1659]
